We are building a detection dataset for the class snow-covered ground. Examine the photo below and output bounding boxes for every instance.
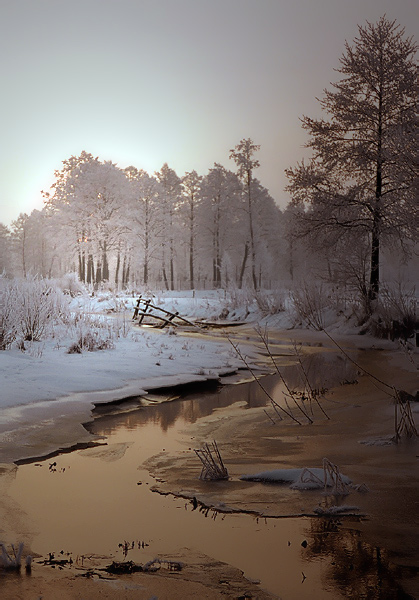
[1,286,417,463]
[1,291,248,412]
[2,287,416,413]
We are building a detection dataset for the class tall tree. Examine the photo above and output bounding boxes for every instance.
[155,164,182,290]
[10,213,29,277]
[286,17,418,308]
[45,153,130,286]
[125,167,162,287]
[200,164,241,288]
[230,138,261,289]
[181,170,202,289]
[0,223,12,275]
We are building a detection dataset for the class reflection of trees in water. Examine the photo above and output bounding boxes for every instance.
[304,518,414,599]
[87,377,274,436]
[277,352,357,392]
[86,352,357,437]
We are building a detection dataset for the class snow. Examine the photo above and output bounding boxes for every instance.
[1,323,239,411]
[240,468,352,490]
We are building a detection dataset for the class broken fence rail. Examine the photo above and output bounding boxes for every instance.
[132,296,202,329]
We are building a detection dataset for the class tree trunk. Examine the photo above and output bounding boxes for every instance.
[102,242,109,281]
[168,205,175,290]
[87,254,94,284]
[213,200,221,288]
[115,250,121,288]
[288,237,294,281]
[22,228,26,278]
[246,173,257,290]
[369,210,380,303]
[189,200,194,289]
[162,266,169,290]
[125,258,130,288]
[95,260,102,286]
[369,90,383,304]
[238,241,249,289]
[78,251,85,282]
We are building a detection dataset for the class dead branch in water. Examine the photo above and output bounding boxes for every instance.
[255,325,314,423]
[323,330,418,442]
[194,441,229,480]
[226,334,303,425]
[393,388,418,442]
[290,341,330,420]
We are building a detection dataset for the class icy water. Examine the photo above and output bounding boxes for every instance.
[3,345,417,600]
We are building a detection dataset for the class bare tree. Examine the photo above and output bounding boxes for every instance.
[286,17,418,311]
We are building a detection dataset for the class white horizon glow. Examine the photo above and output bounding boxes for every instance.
[1,0,417,226]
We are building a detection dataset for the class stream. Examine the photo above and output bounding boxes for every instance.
[2,341,418,599]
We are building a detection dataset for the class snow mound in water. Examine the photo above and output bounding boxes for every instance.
[240,467,352,490]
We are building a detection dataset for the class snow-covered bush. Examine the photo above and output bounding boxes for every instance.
[17,276,70,341]
[0,279,19,349]
[253,289,286,316]
[67,331,115,353]
[1,276,70,347]
[224,287,254,317]
[54,272,85,297]
[371,284,417,340]
[291,283,330,330]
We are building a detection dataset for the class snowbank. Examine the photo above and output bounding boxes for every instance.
[1,331,240,411]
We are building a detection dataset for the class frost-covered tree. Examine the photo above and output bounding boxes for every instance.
[155,163,182,290]
[249,180,283,288]
[10,213,30,277]
[200,164,241,288]
[125,167,162,287]
[45,152,130,286]
[230,138,261,289]
[0,224,12,275]
[286,17,418,309]
[181,170,202,289]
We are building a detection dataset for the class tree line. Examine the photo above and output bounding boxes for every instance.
[1,141,287,291]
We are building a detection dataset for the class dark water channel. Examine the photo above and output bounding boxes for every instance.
[5,351,415,599]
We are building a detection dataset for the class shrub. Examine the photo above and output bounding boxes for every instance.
[254,289,286,316]
[55,272,85,297]
[0,276,70,348]
[0,279,19,349]
[291,283,330,330]
[67,331,115,354]
[371,284,417,341]
[17,276,70,341]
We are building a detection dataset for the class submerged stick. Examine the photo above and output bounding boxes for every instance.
[255,326,314,423]
[226,333,302,424]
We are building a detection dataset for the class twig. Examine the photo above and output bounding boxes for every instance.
[226,334,302,424]
[291,341,330,420]
[255,326,314,423]
[322,330,394,395]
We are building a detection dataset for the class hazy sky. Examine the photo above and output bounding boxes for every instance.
[1,0,418,225]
